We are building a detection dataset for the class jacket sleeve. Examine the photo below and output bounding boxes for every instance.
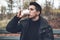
[6,16,23,33]
[42,25,54,40]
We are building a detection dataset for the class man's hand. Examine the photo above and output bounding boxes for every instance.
[16,10,29,18]
[16,10,24,18]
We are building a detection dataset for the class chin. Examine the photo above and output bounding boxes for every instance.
[29,17,32,19]
[29,16,33,19]
[28,15,37,19]
[29,16,35,19]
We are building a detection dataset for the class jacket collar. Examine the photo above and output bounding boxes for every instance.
[39,16,48,29]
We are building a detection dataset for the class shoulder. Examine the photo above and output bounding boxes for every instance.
[40,16,52,29]
[40,16,48,24]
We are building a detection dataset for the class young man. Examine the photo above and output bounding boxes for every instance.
[6,2,54,40]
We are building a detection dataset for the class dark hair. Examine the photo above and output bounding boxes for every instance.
[29,2,42,14]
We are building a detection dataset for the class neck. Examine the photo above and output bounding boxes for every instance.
[31,16,40,21]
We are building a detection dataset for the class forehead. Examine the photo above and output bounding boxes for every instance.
[29,5,36,9]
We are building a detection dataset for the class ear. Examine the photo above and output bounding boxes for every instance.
[37,11,40,15]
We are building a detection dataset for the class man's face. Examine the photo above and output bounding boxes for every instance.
[28,5,40,19]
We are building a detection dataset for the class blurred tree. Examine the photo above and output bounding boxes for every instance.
[44,1,52,16]
[6,0,13,19]
[7,0,13,14]
[58,5,60,10]
[24,2,29,9]
[23,0,36,9]
[0,6,6,20]
[30,0,36,2]
[1,6,6,14]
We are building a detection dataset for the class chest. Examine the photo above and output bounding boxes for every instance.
[21,20,48,35]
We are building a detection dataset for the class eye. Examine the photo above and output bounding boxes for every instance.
[28,8,34,11]
[30,8,34,10]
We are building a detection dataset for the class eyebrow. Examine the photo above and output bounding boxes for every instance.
[28,8,35,10]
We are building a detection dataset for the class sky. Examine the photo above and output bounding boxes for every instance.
[0,0,7,7]
[0,0,60,13]
[0,0,60,8]
[36,0,60,9]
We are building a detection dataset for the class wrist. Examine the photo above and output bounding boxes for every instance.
[14,15,21,20]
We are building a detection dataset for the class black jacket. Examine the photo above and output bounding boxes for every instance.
[6,16,54,40]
